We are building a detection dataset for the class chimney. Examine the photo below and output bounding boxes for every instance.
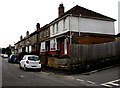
[26,31,29,36]
[58,3,64,17]
[20,36,23,40]
[36,23,40,30]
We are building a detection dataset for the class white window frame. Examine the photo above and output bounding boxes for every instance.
[56,22,59,33]
[29,46,32,53]
[63,17,67,31]
[46,30,49,37]
[26,47,28,52]
[64,39,67,54]
[41,42,46,52]
[50,38,57,51]
[52,24,55,35]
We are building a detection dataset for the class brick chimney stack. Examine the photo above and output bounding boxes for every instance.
[26,31,29,37]
[36,23,40,30]
[58,3,64,17]
[20,35,23,40]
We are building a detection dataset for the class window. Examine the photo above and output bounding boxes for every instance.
[41,42,46,52]
[50,39,57,51]
[29,46,32,52]
[44,31,46,37]
[52,24,55,35]
[28,56,40,61]
[56,22,59,33]
[46,30,49,37]
[63,17,67,30]
[39,33,42,39]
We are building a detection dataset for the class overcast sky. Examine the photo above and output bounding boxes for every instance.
[0,0,119,48]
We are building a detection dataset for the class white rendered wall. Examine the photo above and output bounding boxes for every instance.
[70,16,115,35]
[50,16,69,37]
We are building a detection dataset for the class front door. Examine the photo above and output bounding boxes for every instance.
[64,38,67,54]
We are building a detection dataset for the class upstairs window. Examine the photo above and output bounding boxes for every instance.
[63,17,67,31]
[44,31,46,37]
[39,32,42,39]
[52,24,55,35]
[46,30,49,37]
[56,22,59,33]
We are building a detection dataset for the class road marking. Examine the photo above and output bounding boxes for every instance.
[75,78,98,86]
[101,83,113,87]
[86,81,96,84]
[100,79,120,88]
[76,79,84,82]
[109,79,120,83]
[108,82,119,86]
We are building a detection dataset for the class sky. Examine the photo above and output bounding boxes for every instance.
[0,0,119,48]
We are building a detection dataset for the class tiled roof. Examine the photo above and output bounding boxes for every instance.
[64,5,116,21]
[51,5,116,24]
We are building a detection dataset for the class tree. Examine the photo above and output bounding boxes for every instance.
[5,47,12,56]
[2,48,5,54]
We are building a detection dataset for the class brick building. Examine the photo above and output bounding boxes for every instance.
[15,4,116,57]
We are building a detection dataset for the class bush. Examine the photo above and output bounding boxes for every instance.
[18,52,29,61]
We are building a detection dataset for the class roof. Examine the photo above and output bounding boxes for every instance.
[15,5,116,45]
[37,24,49,32]
[50,5,116,25]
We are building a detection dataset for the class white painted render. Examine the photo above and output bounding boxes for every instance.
[50,16,69,37]
[70,16,115,35]
[50,16,115,37]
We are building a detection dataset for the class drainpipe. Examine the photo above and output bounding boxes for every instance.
[79,14,81,36]
[69,14,72,44]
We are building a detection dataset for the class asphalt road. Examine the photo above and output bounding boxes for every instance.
[1,56,120,88]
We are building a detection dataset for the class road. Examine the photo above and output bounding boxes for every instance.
[1,56,120,88]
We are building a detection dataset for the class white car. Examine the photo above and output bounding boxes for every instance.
[2,54,8,58]
[19,55,41,71]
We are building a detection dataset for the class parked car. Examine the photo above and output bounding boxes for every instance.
[8,54,19,63]
[2,54,8,58]
[19,55,41,71]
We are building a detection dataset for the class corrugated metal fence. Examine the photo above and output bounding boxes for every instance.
[69,41,120,68]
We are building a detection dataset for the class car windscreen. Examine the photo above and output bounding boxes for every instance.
[28,56,40,61]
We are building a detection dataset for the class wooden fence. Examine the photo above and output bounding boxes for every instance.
[69,41,120,69]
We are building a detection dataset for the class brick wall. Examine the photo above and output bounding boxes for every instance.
[78,36,115,44]
[72,32,116,44]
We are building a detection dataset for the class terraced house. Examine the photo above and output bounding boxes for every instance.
[15,4,116,69]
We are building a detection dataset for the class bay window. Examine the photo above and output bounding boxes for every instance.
[50,38,57,51]
[41,42,46,52]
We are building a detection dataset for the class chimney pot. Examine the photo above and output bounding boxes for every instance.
[26,31,29,36]
[20,36,23,40]
[58,3,64,17]
[36,23,40,30]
